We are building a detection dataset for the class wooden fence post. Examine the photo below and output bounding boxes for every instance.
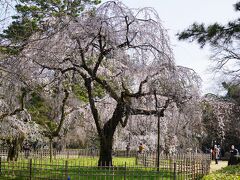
[187,156,191,179]
[207,158,210,174]
[0,157,1,174]
[170,157,173,172]
[174,162,177,180]
[29,159,32,180]
[65,160,68,179]
[144,153,147,166]
[124,162,127,180]
[192,159,195,180]
[202,160,204,175]
[135,153,138,165]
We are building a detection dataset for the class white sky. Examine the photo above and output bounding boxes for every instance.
[102,0,238,95]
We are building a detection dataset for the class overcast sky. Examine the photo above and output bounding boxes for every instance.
[103,0,238,95]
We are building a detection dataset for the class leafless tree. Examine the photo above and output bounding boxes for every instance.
[210,42,240,83]
[0,0,17,32]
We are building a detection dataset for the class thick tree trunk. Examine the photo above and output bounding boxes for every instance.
[7,144,18,161]
[98,118,119,166]
[49,138,53,162]
[98,137,113,166]
[7,137,24,161]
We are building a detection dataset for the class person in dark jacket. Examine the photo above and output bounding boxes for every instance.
[228,145,239,165]
[23,142,31,158]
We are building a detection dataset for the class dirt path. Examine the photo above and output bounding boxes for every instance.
[210,160,228,173]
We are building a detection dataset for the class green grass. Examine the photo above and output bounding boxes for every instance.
[202,164,240,180]
[3,156,136,166]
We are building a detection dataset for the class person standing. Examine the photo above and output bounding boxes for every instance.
[138,143,144,154]
[23,142,31,158]
[213,145,219,164]
[210,148,214,160]
[126,143,130,157]
[228,145,239,165]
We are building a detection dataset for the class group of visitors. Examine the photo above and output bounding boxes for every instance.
[211,144,239,165]
[125,142,145,156]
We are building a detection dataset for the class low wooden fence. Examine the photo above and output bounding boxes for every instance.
[136,152,211,180]
[0,157,210,180]
[0,148,211,179]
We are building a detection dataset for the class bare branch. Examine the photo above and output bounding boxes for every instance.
[53,89,69,137]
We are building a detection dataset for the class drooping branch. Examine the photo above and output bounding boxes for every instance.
[31,52,120,103]
[93,28,107,77]
[94,77,120,101]
[93,53,104,77]
[130,108,157,116]
[122,73,159,98]
[130,98,171,117]
[75,38,120,101]
[52,88,69,137]
[34,60,77,74]
[158,98,171,117]
[122,76,149,98]
[84,77,103,138]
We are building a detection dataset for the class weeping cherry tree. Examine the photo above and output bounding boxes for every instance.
[9,1,200,166]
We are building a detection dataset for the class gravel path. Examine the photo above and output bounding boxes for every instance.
[210,160,228,173]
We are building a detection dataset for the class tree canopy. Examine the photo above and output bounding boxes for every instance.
[0,0,101,54]
[178,2,240,47]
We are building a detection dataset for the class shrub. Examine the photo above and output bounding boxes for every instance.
[202,165,240,180]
